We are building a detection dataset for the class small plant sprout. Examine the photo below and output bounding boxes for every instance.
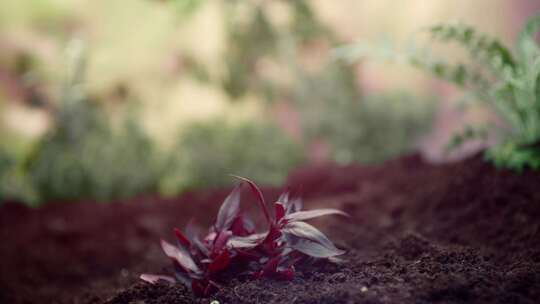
[140,176,348,296]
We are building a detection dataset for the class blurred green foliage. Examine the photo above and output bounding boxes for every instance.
[191,0,433,165]
[338,13,540,170]
[1,87,303,205]
[296,65,433,164]
[171,0,205,17]
[0,112,39,204]
[0,145,38,204]
[0,37,304,205]
[23,42,163,204]
[0,0,435,205]
[160,119,304,195]
[26,102,162,203]
[217,0,333,101]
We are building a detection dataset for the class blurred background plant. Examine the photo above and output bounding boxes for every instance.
[22,40,164,204]
[184,0,434,164]
[0,0,537,205]
[160,118,303,196]
[337,13,540,170]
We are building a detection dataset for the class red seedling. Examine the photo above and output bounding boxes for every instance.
[141,177,347,296]
[229,176,348,279]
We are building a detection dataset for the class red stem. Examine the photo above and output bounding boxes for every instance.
[230,175,272,226]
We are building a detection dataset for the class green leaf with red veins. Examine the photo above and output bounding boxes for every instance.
[283,208,348,223]
[215,184,242,231]
[140,274,176,284]
[161,239,201,273]
[282,221,343,256]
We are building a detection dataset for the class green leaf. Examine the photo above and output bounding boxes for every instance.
[518,13,540,63]
[428,22,516,77]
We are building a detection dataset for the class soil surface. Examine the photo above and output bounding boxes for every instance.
[1,153,539,303]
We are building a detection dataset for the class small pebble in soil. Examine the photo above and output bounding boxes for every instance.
[210,301,220,304]
[361,286,368,293]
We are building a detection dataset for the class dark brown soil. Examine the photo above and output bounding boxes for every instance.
[1,153,539,303]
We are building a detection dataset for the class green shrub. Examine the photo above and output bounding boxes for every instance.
[24,41,163,203]
[293,61,433,164]
[0,147,37,205]
[160,119,304,195]
[0,105,39,205]
[25,99,163,203]
[185,1,432,166]
[299,83,432,164]
[338,14,540,170]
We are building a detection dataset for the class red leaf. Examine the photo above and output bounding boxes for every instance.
[208,249,231,274]
[193,237,210,257]
[215,184,242,231]
[191,280,206,297]
[227,232,266,249]
[282,221,344,257]
[231,175,271,225]
[205,231,216,243]
[282,221,332,247]
[283,232,345,258]
[289,198,303,214]
[277,192,289,204]
[185,219,200,241]
[283,208,348,223]
[262,256,280,275]
[173,270,193,287]
[230,215,254,236]
[275,202,286,222]
[161,239,201,273]
[212,230,232,254]
[278,192,301,216]
[142,177,347,298]
[174,228,191,248]
[140,274,175,284]
[276,266,295,280]
[261,225,282,252]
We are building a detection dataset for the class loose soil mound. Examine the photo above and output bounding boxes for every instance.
[1,154,539,303]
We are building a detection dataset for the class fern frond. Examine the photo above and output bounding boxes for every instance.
[428,22,516,78]
[410,55,489,90]
[518,13,540,63]
[333,40,490,92]
[445,124,488,152]
[336,15,540,170]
